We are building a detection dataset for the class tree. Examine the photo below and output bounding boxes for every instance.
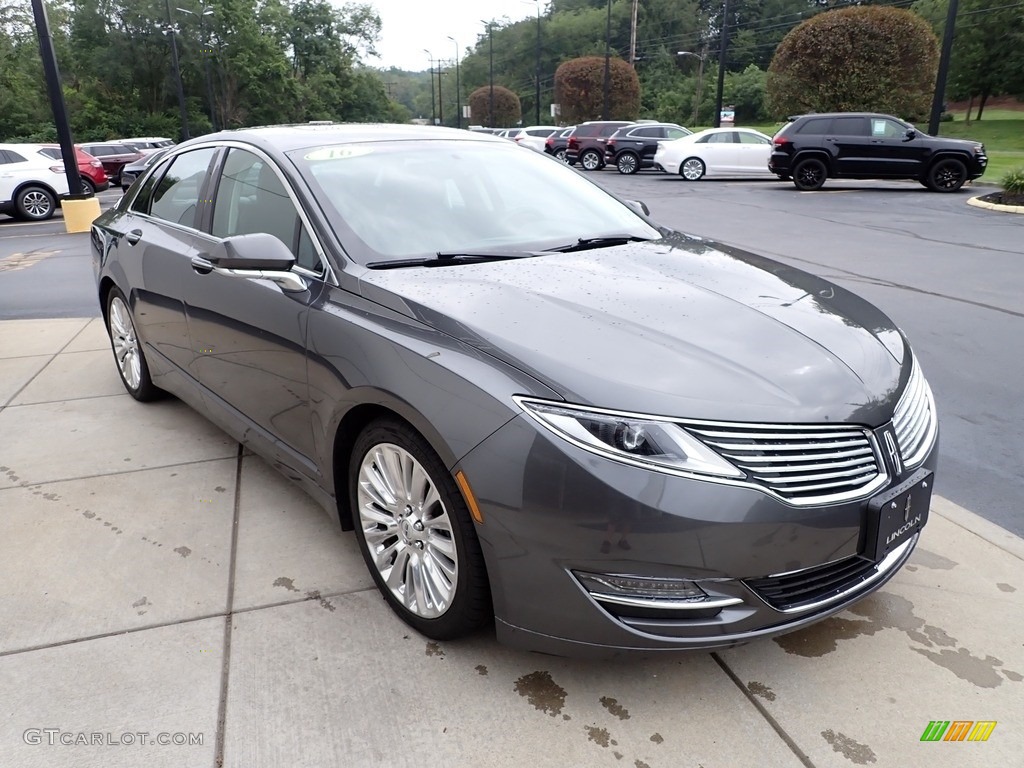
[554,55,640,123]
[468,85,521,127]
[766,6,939,120]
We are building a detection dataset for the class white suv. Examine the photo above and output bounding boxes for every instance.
[509,126,560,153]
[0,143,71,221]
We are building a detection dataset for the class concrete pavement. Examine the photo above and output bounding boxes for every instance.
[1,317,1022,768]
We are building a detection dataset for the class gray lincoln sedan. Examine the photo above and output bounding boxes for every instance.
[91,124,938,657]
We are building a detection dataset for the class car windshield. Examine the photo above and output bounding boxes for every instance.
[289,139,659,265]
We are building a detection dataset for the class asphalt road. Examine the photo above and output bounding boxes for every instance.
[1,177,1021,538]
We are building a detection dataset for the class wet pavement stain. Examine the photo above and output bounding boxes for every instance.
[911,646,1014,688]
[773,616,881,657]
[613,751,623,760]
[822,729,876,764]
[474,664,488,676]
[1004,670,1023,682]
[997,583,1016,593]
[305,590,336,612]
[649,733,664,744]
[174,546,192,559]
[425,642,444,658]
[272,577,299,592]
[922,624,956,647]
[600,696,631,720]
[513,671,567,717]
[911,549,957,570]
[635,761,651,768]
[215,486,227,493]
[747,681,777,701]
[584,725,611,747]
[132,596,152,616]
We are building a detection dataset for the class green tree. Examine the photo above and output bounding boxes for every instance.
[554,55,640,122]
[767,6,939,120]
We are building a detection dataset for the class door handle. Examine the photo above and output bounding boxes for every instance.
[190,255,214,274]
[125,229,143,245]
[870,140,884,144]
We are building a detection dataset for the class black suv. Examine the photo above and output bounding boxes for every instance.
[769,112,987,192]
[604,123,691,174]
[566,121,634,170]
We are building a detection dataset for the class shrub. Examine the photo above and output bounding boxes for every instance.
[554,56,640,124]
[467,86,521,128]
[767,7,939,120]
[1001,168,1024,196]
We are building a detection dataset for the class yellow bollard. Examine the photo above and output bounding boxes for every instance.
[60,197,102,233]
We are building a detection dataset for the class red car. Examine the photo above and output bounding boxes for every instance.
[38,145,110,195]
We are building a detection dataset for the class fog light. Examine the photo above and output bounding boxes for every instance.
[575,571,708,604]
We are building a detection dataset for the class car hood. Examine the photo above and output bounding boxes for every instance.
[358,233,907,425]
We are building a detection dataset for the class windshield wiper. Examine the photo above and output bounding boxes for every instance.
[367,251,536,269]
[545,234,655,253]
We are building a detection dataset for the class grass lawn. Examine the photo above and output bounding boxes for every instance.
[733,113,1023,185]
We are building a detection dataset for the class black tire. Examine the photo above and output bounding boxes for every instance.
[80,178,96,196]
[680,157,706,181]
[580,149,603,171]
[105,287,162,402]
[349,418,491,640]
[15,186,57,221]
[926,158,967,192]
[616,152,640,175]
[792,158,827,191]
[554,148,568,163]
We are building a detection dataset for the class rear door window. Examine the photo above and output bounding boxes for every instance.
[832,117,868,136]
[796,118,831,135]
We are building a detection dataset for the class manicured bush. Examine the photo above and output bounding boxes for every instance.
[767,7,939,120]
[467,86,521,128]
[554,56,640,124]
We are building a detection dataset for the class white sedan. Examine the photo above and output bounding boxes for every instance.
[653,127,776,181]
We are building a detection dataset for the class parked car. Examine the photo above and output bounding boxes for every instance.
[122,137,176,155]
[92,124,937,656]
[769,112,987,191]
[0,143,71,220]
[566,120,634,170]
[544,126,575,162]
[509,126,560,153]
[119,147,171,191]
[604,123,692,174]
[38,144,110,195]
[78,142,144,186]
[654,128,776,180]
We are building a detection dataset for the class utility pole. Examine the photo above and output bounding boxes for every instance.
[177,6,216,132]
[713,0,730,129]
[437,61,443,126]
[480,21,495,128]
[164,0,190,140]
[534,2,541,125]
[602,0,612,119]
[447,37,461,129]
[629,0,639,65]
[424,50,436,124]
[929,0,960,135]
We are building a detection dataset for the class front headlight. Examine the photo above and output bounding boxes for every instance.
[515,397,744,479]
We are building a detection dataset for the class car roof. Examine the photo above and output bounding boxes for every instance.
[172,123,503,154]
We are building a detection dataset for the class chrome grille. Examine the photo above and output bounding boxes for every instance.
[684,422,883,504]
[891,358,936,469]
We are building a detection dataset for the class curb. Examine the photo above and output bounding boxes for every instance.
[967,194,1024,214]
[932,495,1024,561]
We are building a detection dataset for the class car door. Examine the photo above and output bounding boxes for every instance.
[701,131,741,173]
[735,131,774,175]
[867,116,929,177]
[826,116,875,176]
[0,150,19,203]
[184,146,327,474]
[103,147,219,383]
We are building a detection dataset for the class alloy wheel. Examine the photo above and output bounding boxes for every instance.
[930,160,966,192]
[22,190,53,219]
[108,296,142,391]
[357,443,458,619]
[580,150,602,171]
[617,153,638,174]
[681,158,705,181]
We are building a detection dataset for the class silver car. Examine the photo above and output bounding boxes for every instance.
[91,125,938,656]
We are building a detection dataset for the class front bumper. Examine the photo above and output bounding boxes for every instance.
[458,413,937,656]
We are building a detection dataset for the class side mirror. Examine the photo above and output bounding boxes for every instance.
[903,128,917,142]
[208,232,296,271]
[625,199,650,217]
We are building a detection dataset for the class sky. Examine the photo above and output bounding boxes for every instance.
[364,0,540,72]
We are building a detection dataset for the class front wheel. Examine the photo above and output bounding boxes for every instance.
[106,288,161,401]
[350,419,491,640]
[15,186,56,221]
[616,152,639,175]
[580,149,603,171]
[681,157,706,181]
[926,158,967,192]
[792,158,827,191]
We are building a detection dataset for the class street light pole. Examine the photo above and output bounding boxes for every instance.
[423,49,436,125]
[713,0,731,129]
[437,59,443,126]
[164,0,190,140]
[481,21,494,128]
[677,51,705,127]
[447,36,461,129]
[602,0,612,120]
[929,0,960,135]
